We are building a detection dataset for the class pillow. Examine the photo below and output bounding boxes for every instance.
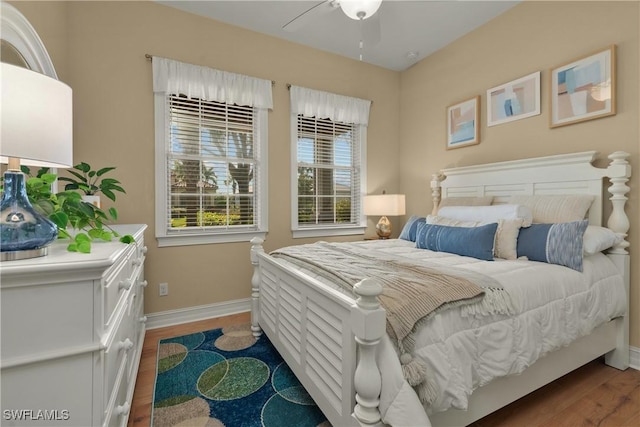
[427,215,524,260]
[516,220,589,271]
[437,196,493,210]
[437,204,533,226]
[415,222,498,261]
[508,195,594,223]
[399,215,426,242]
[583,225,623,255]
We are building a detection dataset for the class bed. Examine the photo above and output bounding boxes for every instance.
[249,150,631,427]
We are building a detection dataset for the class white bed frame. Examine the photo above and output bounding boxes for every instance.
[249,151,631,427]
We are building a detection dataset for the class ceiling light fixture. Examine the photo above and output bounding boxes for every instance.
[340,0,383,21]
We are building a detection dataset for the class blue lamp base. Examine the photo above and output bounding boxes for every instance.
[0,170,58,261]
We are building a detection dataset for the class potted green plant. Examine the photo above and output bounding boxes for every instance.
[15,166,133,253]
[57,162,126,208]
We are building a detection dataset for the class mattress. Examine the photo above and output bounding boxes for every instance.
[269,239,626,425]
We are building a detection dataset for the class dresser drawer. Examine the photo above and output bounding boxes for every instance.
[105,353,132,427]
[103,299,136,408]
[103,244,136,328]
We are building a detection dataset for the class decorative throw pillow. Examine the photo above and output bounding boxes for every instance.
[415,222,498,261]
[508,195,594,223]
[399,215,426,242]
[437,204,533,227]
[427,215,524,260]
[516,220,589,271]
[583,225,623,255]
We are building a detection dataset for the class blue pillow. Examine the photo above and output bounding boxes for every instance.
[415,222,498,261]
[399,215,426,242]
[516,220,588,272]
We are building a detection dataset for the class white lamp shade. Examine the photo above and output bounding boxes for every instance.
[1,62,73,168]
[340,0,383,20]
[363,194,406,216]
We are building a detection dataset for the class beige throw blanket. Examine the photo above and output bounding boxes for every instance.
[271,242,516,395]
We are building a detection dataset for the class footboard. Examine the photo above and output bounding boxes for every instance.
[250,238,386,427]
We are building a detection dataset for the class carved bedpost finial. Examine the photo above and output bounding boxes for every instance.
[606,152,631,254]
[431,173,444,216]
[250,237,265,337]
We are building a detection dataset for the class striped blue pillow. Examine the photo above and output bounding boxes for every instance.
[399,215,426,242]
[516,220,588,271]
[415,222,498,261]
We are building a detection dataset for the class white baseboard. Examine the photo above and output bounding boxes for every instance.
[145,298,251,330]
[630,346,640,370]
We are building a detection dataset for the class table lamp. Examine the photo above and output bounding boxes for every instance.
[1,62,73,261]
[363,191,405,239]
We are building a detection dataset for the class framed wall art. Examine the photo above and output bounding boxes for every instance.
[446,95,480,150]
[487,71,541,127]
[550,45,616,128]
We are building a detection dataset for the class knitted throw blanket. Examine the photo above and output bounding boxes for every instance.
[271,241,516,400]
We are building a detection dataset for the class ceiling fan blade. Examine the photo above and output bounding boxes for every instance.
[362,12,381,47]
[282,1,337,33]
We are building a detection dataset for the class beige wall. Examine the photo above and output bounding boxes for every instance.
[399,0,639,347]
[11,1,401,313]
[12,1,639,348]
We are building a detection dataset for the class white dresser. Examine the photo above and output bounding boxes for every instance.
[1,224,147,427]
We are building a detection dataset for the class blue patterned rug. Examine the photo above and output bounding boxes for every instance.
[152,323,330,427]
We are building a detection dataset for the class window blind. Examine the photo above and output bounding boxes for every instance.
[296,115,361,227]
[166,94,259,231]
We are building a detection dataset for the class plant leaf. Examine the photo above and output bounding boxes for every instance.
[77,241,91,253]
[50,212,69,229]
[102,189,116,201]
[75,162,91,173]
[96,167,116,177]
[119,234,135,244]
[109,207,118,220]
[67,242,78,252]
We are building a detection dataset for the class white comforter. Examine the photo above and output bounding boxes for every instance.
[284,239,627,426]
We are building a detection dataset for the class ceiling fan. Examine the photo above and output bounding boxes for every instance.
[282,0,383,57]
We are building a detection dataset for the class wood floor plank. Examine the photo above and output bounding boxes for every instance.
[538,367,640,427]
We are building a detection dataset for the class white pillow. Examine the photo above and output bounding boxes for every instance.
[438,196,493,210]
[583,225,623,255]
[426,215,524,260]
[437,204,533,227]
[507,195,593,223]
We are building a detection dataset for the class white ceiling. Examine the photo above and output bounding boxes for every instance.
[156,0,520,71]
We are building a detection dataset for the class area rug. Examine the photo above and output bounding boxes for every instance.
[152,323,330,427]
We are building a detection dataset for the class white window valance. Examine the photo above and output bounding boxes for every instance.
[152,56,273,109]
[290,85,371,125]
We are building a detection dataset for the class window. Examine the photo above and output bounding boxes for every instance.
[153,57,272,246]
[290,86,371,238]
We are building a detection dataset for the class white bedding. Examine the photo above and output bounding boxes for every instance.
[273,239,627,426]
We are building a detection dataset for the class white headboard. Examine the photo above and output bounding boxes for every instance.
[431,151,631,253]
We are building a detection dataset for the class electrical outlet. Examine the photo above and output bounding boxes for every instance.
[159,282,169,296]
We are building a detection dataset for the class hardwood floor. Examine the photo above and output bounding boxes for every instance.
[129,312,640,427]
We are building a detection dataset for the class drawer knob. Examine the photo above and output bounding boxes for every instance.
[140,280,148,288]
[119,279,132,290]
[118,338,134,351]
[141,246,148,255]
[133,258,142,266]
[139,316,148,324]
[115,402,130,416]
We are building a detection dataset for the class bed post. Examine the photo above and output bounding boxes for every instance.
[250,237,264,338]
[430,173,444,216]
[604,151,631,370]
[351,278,386,427]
